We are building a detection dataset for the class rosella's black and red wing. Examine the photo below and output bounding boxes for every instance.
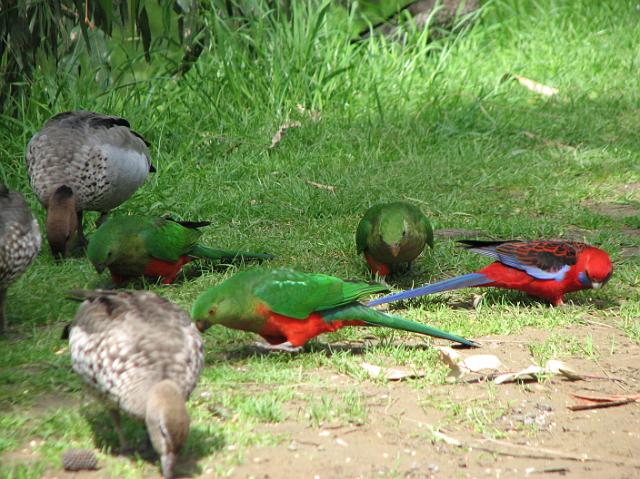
[458,240,588,280]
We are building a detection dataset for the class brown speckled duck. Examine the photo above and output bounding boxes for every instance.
[67,290,204,479]
[0,183,41,334]
[26,111,155,257]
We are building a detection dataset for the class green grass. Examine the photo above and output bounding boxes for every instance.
[1,0,640,477]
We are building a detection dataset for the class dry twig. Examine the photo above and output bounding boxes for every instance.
[305,180,336,192]
[269,121,302,148]
[503,73,559,96]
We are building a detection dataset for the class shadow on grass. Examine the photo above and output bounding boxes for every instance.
[218,334,471,362]
[82,406,224,477]
[86,258,269,289]
[385,288,619,311]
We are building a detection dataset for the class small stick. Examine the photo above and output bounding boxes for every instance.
[305,180,335,192]
[568,399,635,411]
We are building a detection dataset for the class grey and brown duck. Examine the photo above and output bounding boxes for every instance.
[67,290,204,479]
[0,183,41,334]
[26,111,155,257]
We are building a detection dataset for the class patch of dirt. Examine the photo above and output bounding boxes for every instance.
[620,227,640,238]
[217,323,640,478]
[584,201,639,219]
[5,323,639,479]
[560,226,594,242]
[620,246,640,258]
[621,182,640,197]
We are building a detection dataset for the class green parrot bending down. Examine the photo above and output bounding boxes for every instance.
[87,216,274,285]
[356,201,434,278]
[191,268,478,352]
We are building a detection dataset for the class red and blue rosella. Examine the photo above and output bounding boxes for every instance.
[368,240,613,307]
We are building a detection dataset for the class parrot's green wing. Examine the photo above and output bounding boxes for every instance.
[254,269,388,319]
[142,218,202,262]
[419,214,434,248]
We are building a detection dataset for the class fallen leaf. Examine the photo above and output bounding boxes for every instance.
[269,121,302,149]
[426,425,462,447]
[437,349,592,385]
[305,180,335,192]
[360,362,425,381]
[545,359,582,380]
[472,294,484,310]
[435,346,461,366]
[522,130,575,150]
[571,392,640,403]
[461,354,503,373]
[568,398,635,411]
[494,365,546,384]
[503,73,559,96]
[435,347,466,380]
[436,348,502,380]
[568,392,640,411]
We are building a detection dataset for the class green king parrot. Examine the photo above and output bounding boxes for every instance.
[191,268,478,352]
[356,201,434,277]
[87,216,274,285]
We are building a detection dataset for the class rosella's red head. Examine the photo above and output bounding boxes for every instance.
[579,247,613,289]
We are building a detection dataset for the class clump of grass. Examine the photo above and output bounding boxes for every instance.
[529,332,599,364]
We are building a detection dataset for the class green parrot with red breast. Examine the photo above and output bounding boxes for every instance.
[87,215,273,285]
[356,201,434,278]
[191,268,478,352]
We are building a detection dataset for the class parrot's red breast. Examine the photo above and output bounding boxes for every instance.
[256,304,366,346]
[142,256,194,284]
[364,252,392,277]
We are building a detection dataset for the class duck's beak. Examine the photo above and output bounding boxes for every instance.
[161,452,176,479]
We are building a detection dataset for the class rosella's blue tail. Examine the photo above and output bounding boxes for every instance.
[367,273,492,307]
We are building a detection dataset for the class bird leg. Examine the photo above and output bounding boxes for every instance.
[405,261,424,278]
[96,212,109,228]
[76,210,87,249]
[109,409,130,453]
[253,341,302,353]
[373,272,389,288]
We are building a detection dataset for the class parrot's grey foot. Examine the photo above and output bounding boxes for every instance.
[374,273,390,287]
[370,302,390,312]
[254,341,302,353]
[406,262,424,278]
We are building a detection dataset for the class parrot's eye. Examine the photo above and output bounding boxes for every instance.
[402,230,407,237]
[209,307,217,316]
